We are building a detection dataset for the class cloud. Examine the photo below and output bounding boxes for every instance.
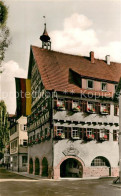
[1,61,27,114]
[50,13,121,62]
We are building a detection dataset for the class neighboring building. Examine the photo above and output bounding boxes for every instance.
[27,24,121,179]
[119,92,121,182]
[9,116,28,172]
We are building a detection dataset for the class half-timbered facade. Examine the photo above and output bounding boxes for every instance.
[27,25,120,179]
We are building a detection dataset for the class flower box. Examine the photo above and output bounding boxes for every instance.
[57,104,65,111]
[87,134,94,140]
[72,106,81,112]
[87,108,95,113]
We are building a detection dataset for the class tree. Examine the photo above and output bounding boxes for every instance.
[0,1,10,65]
[0,1,8,26]
[0,100,9,152]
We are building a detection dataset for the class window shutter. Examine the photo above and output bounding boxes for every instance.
[81,101,87,112]
[68,100,72,111]
[96,129,99,140]
[65,99,68,110]
[54,126,57,137]
[54,99,57,109]
[107,104,110,115]
[67,127,71,139]
[114,105,117,116]
[79,128,83,139]
[95,102,100,114]
[107,130,109,140]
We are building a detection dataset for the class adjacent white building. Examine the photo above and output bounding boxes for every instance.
[9,116,28,172]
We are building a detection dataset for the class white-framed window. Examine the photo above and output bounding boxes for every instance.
[57,99,65,109]
[86,128,94,139]
[101,104,108,114]
[87,102,95,113]
[57,126,65,138]
[101,82,107,91]
[71,127,79,139]
[99,129,109,140]
[72,100,80,111]
[87,80,93,89]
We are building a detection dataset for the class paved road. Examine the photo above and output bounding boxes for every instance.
[0,168,121,196]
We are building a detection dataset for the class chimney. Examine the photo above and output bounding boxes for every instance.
[106,55,110,65]
[90,51,94,63]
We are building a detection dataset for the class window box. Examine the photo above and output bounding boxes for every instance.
[87,134,94,140]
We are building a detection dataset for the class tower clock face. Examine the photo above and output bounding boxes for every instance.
[0,2,7,25]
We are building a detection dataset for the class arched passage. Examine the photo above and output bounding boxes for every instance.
[29,158,33,174]
[60,158,83,178]
[42,157,48,177]
[91,156,111,176]
[35,158,40,175]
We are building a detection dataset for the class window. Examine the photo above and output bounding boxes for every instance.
[87,80,93,89]
[37,133,40,139]
[99,129,109,140]
[72,100,80,111]
[22,156,27,166]
[114,104,119,116]
[23,140,27,147]
[57,126,65,138]
[91,156,110,167]
[101,104,110,114]
[87,102,95,113]
[21,124,27,131]
[101,82,107,91]
[87,128,94,139]
[57,99,65,110]
[71,128,79,139]
[113,130,118,141]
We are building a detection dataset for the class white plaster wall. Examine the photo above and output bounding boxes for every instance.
[53,139,119,168]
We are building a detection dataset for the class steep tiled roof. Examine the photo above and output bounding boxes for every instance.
[31,46,121,97]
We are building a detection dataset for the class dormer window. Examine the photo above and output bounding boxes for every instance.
[101,82,107,91]
[87,80,93,89]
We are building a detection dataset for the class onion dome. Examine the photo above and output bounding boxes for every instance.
[40,23,50,43]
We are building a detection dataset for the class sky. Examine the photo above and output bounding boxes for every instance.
[1,0,121,114]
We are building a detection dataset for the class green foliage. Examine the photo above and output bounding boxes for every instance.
[0,1,8,26]
[0,100,9,152]
[0,26,10,64]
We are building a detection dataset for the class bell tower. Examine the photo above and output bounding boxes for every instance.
[40,23,51,50]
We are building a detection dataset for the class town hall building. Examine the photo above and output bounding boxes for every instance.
[27,24,120,179]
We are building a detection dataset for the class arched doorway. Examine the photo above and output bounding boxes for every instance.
[91,156,111,176]
[60,158,83,178]
[42,157,48,177]
[29,158,33,174]
[35,158,40,175]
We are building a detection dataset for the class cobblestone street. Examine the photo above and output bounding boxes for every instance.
[0,168,121,196]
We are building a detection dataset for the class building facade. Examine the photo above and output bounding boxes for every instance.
[27,25,120,179]
[9,116,28,172]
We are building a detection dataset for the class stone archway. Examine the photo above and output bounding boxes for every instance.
[91,156,111,176]
[60,158,83,178]
[42,157,48,177]
[35,158,40,175]
[29,158,33,174]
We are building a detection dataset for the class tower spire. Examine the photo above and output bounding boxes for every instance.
[40,17,51,50]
